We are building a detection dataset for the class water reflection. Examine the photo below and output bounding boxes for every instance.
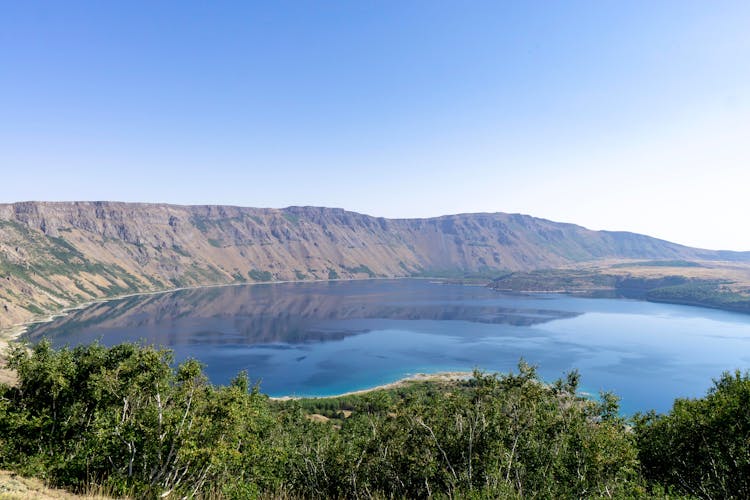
[20,279,750,413]
[25,280,578,346]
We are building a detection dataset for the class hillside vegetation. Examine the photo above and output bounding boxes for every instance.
[491,262,750,314]
[1,341,749,498]
[2,201,750,329]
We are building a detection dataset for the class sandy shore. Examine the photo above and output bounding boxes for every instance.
[271,371,474,401]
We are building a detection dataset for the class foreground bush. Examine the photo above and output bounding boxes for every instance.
[0,341,283,497]
[635,370,750,499]
[281,364,643,498]
[13,340,750,497]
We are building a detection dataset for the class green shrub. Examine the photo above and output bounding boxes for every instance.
[248,269,273,281]
[16,341,750,498]
[635,370,750,498]
[0,341,280,497]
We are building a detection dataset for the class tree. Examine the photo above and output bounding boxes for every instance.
[635,369,750,499]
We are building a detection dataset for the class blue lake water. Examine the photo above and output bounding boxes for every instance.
[23,279,750,413]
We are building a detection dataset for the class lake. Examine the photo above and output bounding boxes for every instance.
[23,279,750,413]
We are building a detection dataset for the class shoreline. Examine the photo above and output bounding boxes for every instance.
[270,371,474,401]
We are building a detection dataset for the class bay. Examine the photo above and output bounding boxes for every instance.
[23,279,750,413]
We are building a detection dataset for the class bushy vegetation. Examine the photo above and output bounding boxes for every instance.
[247,269,273,282]
[280,366,643,499]
[646,282,750,313]
[635,370,750,499]
[1,341,748,498]
[491,269,750,314]
[490,269,619,292]
[0,342,282,498]
[343,264,376,278]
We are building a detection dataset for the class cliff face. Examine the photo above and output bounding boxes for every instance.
[0,201,746,328]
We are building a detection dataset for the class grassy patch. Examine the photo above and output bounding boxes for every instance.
[22,303,45,315]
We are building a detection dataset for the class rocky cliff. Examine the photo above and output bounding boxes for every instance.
[1,201,747,328]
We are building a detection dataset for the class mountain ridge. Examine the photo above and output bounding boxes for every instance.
[1,201,749,329]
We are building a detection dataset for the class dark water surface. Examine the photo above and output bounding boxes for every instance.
[24,279,750,413]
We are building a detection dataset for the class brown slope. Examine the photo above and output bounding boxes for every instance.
[1,201,748,329]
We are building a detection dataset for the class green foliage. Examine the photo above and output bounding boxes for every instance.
[646,282,750,313]
[248,269,273,282]
[293,269,308,280]
[46,236,86,264]
[0,223,148,316]
[343,264,376,277]
[635,370,750,499]
[0,341,281,497]
[491,269,619,291]
[491,269,750,314]
[280,363,643,498]
[8,342,749,498]
[327,268,340,280]
[22,303,45,315]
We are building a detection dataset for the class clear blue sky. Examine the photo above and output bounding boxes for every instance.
[1,1,749,250]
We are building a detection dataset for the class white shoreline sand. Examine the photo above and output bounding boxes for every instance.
[270,371,474,401]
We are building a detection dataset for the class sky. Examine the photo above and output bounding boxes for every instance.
[1,1,749,250]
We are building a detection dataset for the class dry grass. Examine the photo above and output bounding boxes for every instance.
[306,413,331,423]
[0,471,113,500]
[580,260,750,290]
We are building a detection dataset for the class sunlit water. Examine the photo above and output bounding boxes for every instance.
[24,279,750,413]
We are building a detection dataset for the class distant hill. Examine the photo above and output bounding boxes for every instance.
[1,201,749,328]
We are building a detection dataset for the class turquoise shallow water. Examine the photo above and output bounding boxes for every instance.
[24,279,750,413]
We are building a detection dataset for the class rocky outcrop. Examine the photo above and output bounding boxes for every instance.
[1,201,748,329]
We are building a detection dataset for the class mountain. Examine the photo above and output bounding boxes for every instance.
[1,201,748,329]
